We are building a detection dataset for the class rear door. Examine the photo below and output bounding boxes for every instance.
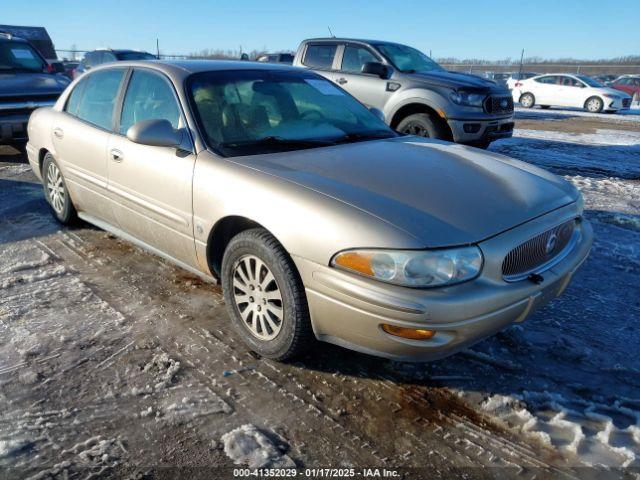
[300,42,339,82]
[530,75,558,105]
[106,67,198,267]
[51,68,126,224]
[333,43,392,110]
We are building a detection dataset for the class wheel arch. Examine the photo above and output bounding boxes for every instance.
[389,102,453,141]
[38,148,51,176]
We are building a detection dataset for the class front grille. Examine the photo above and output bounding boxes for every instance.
[622,98,631,108]
[502,219,577,281]
[484,95,514,114]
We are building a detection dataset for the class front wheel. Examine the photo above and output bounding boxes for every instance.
[519,93,535,108]
[585,96,603,113]
[396,113,449,140]
[221,228,314,361]
[42,153,77,224]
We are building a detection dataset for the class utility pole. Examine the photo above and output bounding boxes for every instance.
[156,38,160,59]
[518,48,525,78]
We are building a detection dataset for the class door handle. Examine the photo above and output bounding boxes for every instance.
[336,77,348,85]
[110,149,124,163]
[53,127,64,139]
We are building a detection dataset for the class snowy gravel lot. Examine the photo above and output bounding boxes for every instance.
[0,109,639,479]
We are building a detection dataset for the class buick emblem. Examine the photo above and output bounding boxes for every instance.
[545,234,557,254]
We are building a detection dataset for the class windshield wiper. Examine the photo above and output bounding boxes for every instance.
[331,131,396,144]
[219,136,334,148]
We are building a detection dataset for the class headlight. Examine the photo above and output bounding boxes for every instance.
[449,90,486,107]
[602,93,620,99]
[331,246,483,287]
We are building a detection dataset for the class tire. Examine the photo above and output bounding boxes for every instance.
[539,105,551,109]
[396,113,449,140]
[221,228,314,361]
[42,153,77,225]
[519,93,535,108]
[585,96,603,113]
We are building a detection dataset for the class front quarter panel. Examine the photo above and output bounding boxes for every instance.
[191,150,424,275]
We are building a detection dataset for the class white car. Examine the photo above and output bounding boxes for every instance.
[505,72,536,91]
[512,73,632,113]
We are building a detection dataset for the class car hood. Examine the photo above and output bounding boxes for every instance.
[411,70,507,93]
[230,138,578,247]
[601,87,631,98]
[0,72,69,98]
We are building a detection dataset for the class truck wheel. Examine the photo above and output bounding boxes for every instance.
[519,93,535,108]
[397,113,448,140]
[221,228,314,361]
[585,96,603,113]
[42,153,77,225]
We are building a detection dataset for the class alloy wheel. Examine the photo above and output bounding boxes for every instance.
[46,162,66,214]
[402,122,430,137]
[587,98,602,112]
[232,254,284,341]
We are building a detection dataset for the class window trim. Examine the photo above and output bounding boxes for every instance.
[115,66,194,152]
[301,42,340,71]
[61,66,129,133]
[339,43,383,76]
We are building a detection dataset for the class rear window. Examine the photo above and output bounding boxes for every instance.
[303,44,337,69]
[115,52,156,61]
[0,41,46,72]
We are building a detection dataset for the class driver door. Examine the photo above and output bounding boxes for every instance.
[106,68,198,267]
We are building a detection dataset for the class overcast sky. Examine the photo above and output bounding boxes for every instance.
[4,0,639,60]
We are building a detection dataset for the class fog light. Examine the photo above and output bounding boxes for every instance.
[381,324,436,340]
[463,123,481,133]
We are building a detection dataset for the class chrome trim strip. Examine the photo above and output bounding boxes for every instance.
[503,229,581,282]
[0,101,56,111]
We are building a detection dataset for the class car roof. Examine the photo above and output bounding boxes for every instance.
[88,59,305,81]
[302,37,405,46]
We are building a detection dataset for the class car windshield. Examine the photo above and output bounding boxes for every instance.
[0,41,46,72]
[576,75,603,88]
[188,70,396,157]
[115,52,156,61]
[373,43,443,73]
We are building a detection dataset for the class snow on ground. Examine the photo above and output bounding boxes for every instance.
[221,424,295,469]
[515,106,640,123]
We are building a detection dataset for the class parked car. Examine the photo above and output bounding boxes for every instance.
[0,32,70,149]
[513,73,632,112]
[26,60,591,361]
[483,71,511,86]
[256,53,294,64]
[293,38,514,149]
[610,75,640,102]
[61,60,79,79]
[74,49,156,77]
[505,72,537,90]
[593,74,617,86]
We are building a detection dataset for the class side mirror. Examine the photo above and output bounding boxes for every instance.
[126,119,182,147]
[362,62,389,79]
[369,107,385,123]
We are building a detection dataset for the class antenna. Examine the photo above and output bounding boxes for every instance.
[156,38,160,59]
[327,26,335,38]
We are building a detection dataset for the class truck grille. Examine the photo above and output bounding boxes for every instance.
[502,219,577,281]
[484,95,514,114]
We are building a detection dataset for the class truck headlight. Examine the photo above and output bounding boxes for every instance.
[449,90,486,108]
[331,247,483,287]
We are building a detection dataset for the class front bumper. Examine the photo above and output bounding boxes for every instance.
[0,111,31,144]
[447,115,514,144]
[294,204,592,362]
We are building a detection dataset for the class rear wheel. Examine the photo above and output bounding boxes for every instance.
[519,93,535,108]
[585,96,603,113]
[397,113,448,140]
[42,153,77,225]
[221,228,314,361]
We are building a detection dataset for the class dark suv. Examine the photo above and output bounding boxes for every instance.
[74,49,157,78]
[0,32,70,149]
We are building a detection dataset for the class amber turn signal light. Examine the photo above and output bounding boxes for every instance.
[381,324,436,340]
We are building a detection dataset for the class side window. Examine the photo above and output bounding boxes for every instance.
[120,69,181,135]
[64,77,88,116]
[103,52,117,63]
[303,44,337,69]
[76,69,125,130]
[341,45,378,73]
